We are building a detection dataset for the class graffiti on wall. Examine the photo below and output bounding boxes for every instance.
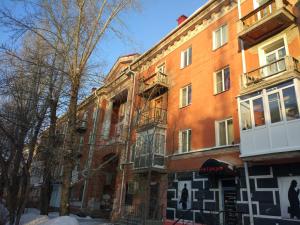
[278,176,300,220]
[177,181,192,210]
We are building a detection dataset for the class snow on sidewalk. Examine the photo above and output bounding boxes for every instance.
[19,208,112,225]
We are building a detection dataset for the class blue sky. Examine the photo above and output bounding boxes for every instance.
[0,0,206,74]
[101,0,205,72]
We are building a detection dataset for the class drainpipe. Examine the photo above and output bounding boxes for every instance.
[119,66,136,214]
[81,90,101,209]
[244,162,254,225]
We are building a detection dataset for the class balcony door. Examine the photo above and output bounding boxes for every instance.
[262,39,286,77]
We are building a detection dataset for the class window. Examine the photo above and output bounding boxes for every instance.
[240,82,299,129]
[130,144,135,163]
[267,85,300,123]
[240,101,252,130]
[154,133,165,155]
[180,84,192,108]
[260,39,287,77]
[213,24,228,50]
[216,118,234,146]
[179,129,191,153]
[253,97,265,126]
[157,63,166,73]
[283,87,300,121]
[268,92,283,123]
[214,67,230,94]
[180,47,192,69]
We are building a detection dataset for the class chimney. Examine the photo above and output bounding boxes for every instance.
[177,15,188,26]
[91,87,97,93]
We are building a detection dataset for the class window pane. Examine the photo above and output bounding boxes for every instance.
[188,47,192,65]
[184,50,188,67]
[188,85,192,104]
[283,87,300,121]
[240,101,252,130]
[278,47,286,58]
[215,29,221,49]
[182,131,187,152]
[268,93,283,123]
[222,25,228,44]
[188,130,191,151]
[253,98,265,126]
[218,121,226,145]
[160,134,165,154]
[224,68,230,90]
[182,88,187,106]
[216,72,223,93]
[227,119,234,145]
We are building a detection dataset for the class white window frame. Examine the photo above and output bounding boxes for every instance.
[214,67,230,94]
[180,47,192,69]
[258,35,289,66]
[179,129,191,153]
[215,118,233,146]
[157,63,166,73]
[179,84,192,108]
[238,81,300,131]
[212,24,228,50]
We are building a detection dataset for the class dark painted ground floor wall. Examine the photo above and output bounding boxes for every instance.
[165,163,300,225]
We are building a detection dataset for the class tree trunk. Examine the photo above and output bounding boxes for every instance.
[15,168,31,225]
[40,99,58,215]
[60,80,79,216]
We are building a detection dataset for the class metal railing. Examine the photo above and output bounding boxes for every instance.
[241,0,276,28]
[173,208,244,225]
[240,0,291,29]
[139,72,168,95]
[119,203,163,225]
[242,56,300,87]
[137,107,167,128]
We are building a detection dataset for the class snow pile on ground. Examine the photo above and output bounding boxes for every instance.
[20,208,79,225]
[18,208,113,225]
[43,216,79,225]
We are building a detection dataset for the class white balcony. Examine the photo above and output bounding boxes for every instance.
[238,79,300,159]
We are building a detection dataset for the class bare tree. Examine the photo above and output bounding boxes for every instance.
[0,35,52,224]
[0,0,139,215]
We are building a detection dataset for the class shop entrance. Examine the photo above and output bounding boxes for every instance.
[220,179,238,225]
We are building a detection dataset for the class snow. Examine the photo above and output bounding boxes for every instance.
[43,216,79,225]
[19,208,112,225]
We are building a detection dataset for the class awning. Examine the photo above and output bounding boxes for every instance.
[199,158,236,176]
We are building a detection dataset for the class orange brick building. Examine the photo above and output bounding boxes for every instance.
[38,0,300,224]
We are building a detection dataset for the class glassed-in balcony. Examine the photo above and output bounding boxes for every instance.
[133,130,166,173]
[238,0,295,46]
[138,72,168,100]
[238,80,300,159]
[241,56,300,93]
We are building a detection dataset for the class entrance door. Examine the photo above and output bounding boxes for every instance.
[221,179,238,225]
[149,182,160,219]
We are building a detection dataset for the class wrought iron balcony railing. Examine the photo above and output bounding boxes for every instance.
[241,56,300,88]
[137,107,167,129]
[138,71,169,99]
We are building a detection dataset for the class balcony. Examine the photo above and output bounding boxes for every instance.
[138,72,168,99]
[137,108,167,131]
[76,120,87,133]
[238,80,300,160]
[238,0,295,47]
[134,153,166,173]
[241,56,300,94]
